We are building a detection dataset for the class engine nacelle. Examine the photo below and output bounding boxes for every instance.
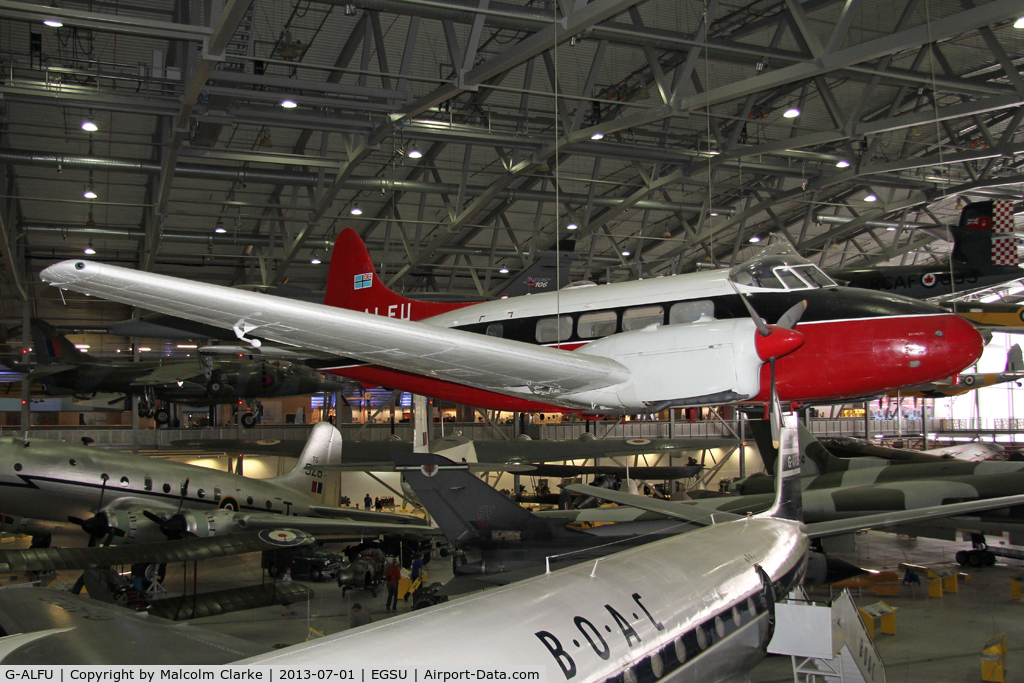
[572,318,763,409]
[174,509,243,537]
[97,509,167,545]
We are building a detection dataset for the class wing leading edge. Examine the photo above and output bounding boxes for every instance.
[40,260,632,407]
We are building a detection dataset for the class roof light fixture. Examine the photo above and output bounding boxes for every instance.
[566,222,578,230]
[590,132,604,140]
[864,193,878,202]
[214,219,227,234]
[311,253,322,264]
[81,120,97,132]
[499,266,509,274]
[83,186,97,199]
[83,240,96,255]
[280,99,298,109]
[139,347,151,352]
[177,344,198,349]
[835,160,850,168]
[622,249,631,256]
[350,204,363,216]
[43,18,63,27]
[749,236,761,243]
[1016,16,1024,28]
[782,107,801,118]
[407,145,423,159]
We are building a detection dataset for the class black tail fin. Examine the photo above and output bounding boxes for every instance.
[492,243,575,298]
[951,200,1019,269]
[748,418,844,476]
[392,453,550,545]
[761,414,802,522]
[29,318,94,364]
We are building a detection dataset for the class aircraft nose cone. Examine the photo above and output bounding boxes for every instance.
[936,312,985,376]
[40,259,92,286]
[755,325,805,361]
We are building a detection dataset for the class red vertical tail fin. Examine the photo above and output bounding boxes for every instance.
[323,228,478,321]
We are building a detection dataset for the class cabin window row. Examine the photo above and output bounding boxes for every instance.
[490,300,716,344]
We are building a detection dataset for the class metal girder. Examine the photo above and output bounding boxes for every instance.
[149,0,255,271]
[387,0,645,125]
[0,0,212,40]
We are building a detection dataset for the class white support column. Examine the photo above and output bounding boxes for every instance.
[412,394,429,452]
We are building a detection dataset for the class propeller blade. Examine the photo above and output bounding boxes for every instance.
[728,281,771,336]
[776,300,807,330]
[95,477,108,512]
[141,510,166,525]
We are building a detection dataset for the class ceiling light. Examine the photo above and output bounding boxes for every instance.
[177,344,197,349]
[566,222,578,230]
[864,193,878,202]
[81,120,97,132]
[710,212,719,216]
[590,132,604,140]
[139,347,151,352]
[886,226,896,231]
[214,219,226,234]
[43,19,63,27]
[74,344,89,349]
[280,99,297,109]
[499,266,509,274]
[622,250,631,256]
[407,145,422,159]
[835,160,850,168]
[1016,16,1024,28]
[749,236,761,243]
[83,186,97,199]
[350,204,363,215]
[311,255,322,264]
[783,107,801,118]
[83,240,96,255]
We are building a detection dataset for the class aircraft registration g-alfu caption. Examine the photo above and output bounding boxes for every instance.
[41,234,983,416]
[237,416,1024,682]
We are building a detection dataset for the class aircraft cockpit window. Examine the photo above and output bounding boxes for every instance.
[729,241,828,290]
[535,316,573,343]
[577,311,617,338]
[774,267,809,289]
[485,323,503,338]
[670,300,714,324]
[144,477,152,491]
[622,305,664,331]
[794,264,836,287]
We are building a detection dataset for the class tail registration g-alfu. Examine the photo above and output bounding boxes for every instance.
[40,236,983,413]
[235,416,1024,683]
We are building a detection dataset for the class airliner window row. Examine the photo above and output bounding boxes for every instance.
[592,560,804,683]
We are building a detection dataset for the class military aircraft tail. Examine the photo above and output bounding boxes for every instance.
[759,414,803,522]
[269,422,343,494]
[748,418,846,477]
[393,452,549,544]
[1006,344,1023,373]
[29,318,94,364]
[951,200,1019,270]
[323,228,478,321]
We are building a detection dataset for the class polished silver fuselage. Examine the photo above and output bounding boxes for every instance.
[243,517,808,683]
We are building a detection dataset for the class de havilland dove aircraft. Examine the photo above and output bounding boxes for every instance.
[240,416,1024,683]
[40,233,984,416]
[0,422,426,550]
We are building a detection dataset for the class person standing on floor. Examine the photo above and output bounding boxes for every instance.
[364,493,372,510]
[384,557,402,611]
[280,567,297,616]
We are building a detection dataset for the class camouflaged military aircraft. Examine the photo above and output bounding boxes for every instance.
[638,420,1024,567]
[20,319,343,426]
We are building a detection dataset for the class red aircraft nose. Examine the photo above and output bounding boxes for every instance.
[771,312,984,402]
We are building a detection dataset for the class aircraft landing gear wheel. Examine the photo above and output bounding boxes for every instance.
[154,408,170,426]
[138,407,147,418]
[955,551,968,566]
[207,378,225,395]
[310,568,323,582]
[967,552,982,567]
[985,551,997,566]
[144,409,155,418]
[241,412,256,428]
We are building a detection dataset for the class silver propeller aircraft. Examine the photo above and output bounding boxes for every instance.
[240,416,1024,683]
[0,422,426,551]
